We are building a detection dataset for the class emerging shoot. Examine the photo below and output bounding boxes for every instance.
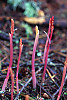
[16,38,23,93]
[2,19,14,92]
[57,56,67,100]
[42,16,54,82]
[32,26,39,89]
[43,18,51,63]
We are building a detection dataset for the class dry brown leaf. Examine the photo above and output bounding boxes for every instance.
[38,10,45,17]
[23,17,45,24]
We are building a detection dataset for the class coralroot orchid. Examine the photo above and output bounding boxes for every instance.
[10,68,14,100]
[16,38,23,93]
[42,16,54,82]
[32,26,39,89]
[2,19,14,92]
[43,18,51,63]
[57,56,67,100]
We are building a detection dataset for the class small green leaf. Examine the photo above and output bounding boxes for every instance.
[0,50,2,54]
[14,46,18,49]
[64,92,67,95]
[7,0,22,10]
[16,40,19,44]
[24,1,39,17]
[37,52,41,56]
[21,23,33,38]
[0,91,4,94]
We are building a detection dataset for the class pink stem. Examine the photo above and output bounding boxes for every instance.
[57,57,67,100]
[32,30,39,89]
[42,18,54,82]
[43,18,51,63]
[11,76,14,100]
[2,34,13,91]
[16,39,23,93]
[10,68,14,100]
[9,34,13,68]
[2,19,14,92]
[16,50,21,93]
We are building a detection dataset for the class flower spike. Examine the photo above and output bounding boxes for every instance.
[36,25,39,37]
[51,16,54,30]
[11,19,14,37]
[20,38,23,50]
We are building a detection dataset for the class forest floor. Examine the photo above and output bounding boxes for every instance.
[0,0,67,100]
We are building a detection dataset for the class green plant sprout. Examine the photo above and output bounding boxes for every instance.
[21,23,33,38]
[23,1,39,17]
[7,0,40,17]
[7,0,22,10]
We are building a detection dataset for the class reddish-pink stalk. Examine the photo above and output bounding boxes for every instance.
[43,18,51,63]
[2,19,14,92]
[10,68,14,100]
[42,16,54,82]
[16,38,23,93]
[32,26,39,89]
[57,57,67,100]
